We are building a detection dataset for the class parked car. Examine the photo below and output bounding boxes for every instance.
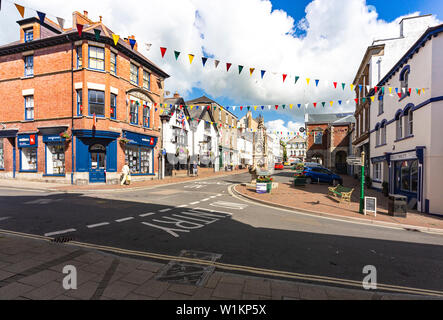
[303,162,322,168]
[274,162,284,170]
[302,167,343,185]
[283,161,291,166]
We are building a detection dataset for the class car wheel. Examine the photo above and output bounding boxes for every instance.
[306,177,312,184]
[332,179,338,186]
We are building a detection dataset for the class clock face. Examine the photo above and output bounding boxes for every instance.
[299,127,305,133]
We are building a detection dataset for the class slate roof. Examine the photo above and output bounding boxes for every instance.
[305,113,355,125]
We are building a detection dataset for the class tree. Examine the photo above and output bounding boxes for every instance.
[280,140,287,162]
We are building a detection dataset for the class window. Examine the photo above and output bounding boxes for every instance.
[406,110,413,136]
[24,55,33,77]
[143,70,150,90]
[173,128,187,145]
[110,94,117,119]
[21,148,37,171]
[396,117,403,140]
[76,46,82,68]
[400,69,409,99]
[219,111,222,121]
[130,63,139,85]
[397,160,418,193]
[143,104,150,127]
[88,90,105,116]
[378,94,384,114]
[376,128,380,146]
[25,96,34,120]
[225,114,228,125]
[130,101,138,125]
[381,124,386,145]
[110,52,117,75]
[373,162,382,181]
[125,146,153,174]
[88,46,105,70]
[76,90,82,116]
[314,131,322,145]
[24,28,33,42]
[0,139,4,169]
[46,145,65,175]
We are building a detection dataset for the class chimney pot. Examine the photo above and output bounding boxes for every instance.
[99,16,102,22]
[173,92,180,98]
[83,11,88,17]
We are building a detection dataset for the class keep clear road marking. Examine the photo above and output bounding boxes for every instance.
[210,201,248,210]
[87,222,110,229]
[115,217,134,223]
[44,228,76,237]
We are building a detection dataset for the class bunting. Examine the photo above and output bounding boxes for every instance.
[249,68,255,76]
[112,34,119,46]
[160,47,167,58]
[188,54,194,64]
[261,70,265,79]
[174,50,180,60]
[37,11,46,23]
[57,17,65,30]
[226,63,232,72]
[15,3,25,18]
[238,65,243,74]
[202,57,208,67]
[94,29,101,41]
[77,24,84,37]
[129,39,136,50]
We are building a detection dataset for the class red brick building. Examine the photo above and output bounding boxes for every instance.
[0,11,169,184]
[304,113,355,173]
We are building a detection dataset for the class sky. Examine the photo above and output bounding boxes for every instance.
[1,0,442,136]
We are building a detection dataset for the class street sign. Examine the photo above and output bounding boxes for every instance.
[364,196,377,217]
[346,155,362,165]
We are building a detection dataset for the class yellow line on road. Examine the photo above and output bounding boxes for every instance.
[1,229,442,298]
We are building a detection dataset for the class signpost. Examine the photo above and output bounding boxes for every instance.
[364,196,377,217]
[346,153,365,214]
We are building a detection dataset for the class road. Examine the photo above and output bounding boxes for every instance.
[0,171,443,294]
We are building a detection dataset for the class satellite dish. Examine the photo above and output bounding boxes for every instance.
[299,127,305,133]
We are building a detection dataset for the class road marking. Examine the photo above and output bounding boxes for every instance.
[194,208,233,216]
[189,201,200,205]
[87,222,110,229]
[158,208,172,213]
[24,199,63,205]
[177,204,188,208]
[209,196,217,199]
[0,217,11,222]
[184,184,204,189]
[200,198,210,201]
[1,228,442,297]
[115,217,134,222]
[210,201,248,210]
[216,194,222,196]
[139,212,156,217]
[44,229,76,237]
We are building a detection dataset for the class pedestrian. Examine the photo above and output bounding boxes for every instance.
[121,163,131,185]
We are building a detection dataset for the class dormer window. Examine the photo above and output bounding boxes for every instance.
[24,28,33,43]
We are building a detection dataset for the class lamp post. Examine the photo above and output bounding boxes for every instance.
[359,151,365,214]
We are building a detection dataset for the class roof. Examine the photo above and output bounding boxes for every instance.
[0,15,169,79]
[305,113,355,125]
[287,136,306,143]
[185,95,238,119]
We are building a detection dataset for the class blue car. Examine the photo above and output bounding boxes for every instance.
[303,166,343,185]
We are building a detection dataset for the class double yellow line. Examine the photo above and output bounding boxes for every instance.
[1,228,442,298]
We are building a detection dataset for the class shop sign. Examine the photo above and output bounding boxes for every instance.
[43,134,63,143]
[123,130,157,147]
[391,151,416,161]
[18,134,38,147]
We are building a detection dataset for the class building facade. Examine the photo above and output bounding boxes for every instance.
[286,136,306,163]
[0,11,168,184]
[367,23,443,215]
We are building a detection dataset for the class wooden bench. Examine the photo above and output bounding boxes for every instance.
[328,185,354,203]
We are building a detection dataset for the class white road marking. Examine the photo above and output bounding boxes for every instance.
[44,228,76,237]
[158,208,172,212]
[210,201,248,210]
[87,222,110,229]
[0,217,11,222]
[201,198,210,201]
[115,217,134,222]
[139,212,156,217]
[24,199,63,205]
[184,184,204,189]
[209,196,217,199]
[194,208,233,216]
[177,204,188,208]
[189,201,200,205]
[216,194,222,196]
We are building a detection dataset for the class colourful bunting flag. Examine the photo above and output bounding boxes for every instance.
[226,63,232,72]
[260,70,265,79]
[313,102,317,108]
[37,11,46,23]
[315,79,319,87]
[297,104,301,108]
[238,65,243,74]
[129,39,136,50]
[306,78,310,85]
[76,24,84,37]
[338,100,342,105]
[160,47,167,58]
[321,102,325,107]
[275,105,278,110]
[249,68,255,76]
[214,60,220,68]
[342,83,345,90]
[94,29,101,41]
[330,101,333,107]
[188,54,194,64]
[15,3,25,18]
[282,74,287,82]
[57,17,65,30]
[333,82,337,89]
[112,34,119,46]
[350,84,354,91]
[202,57,208,67]
[295,76,299,84]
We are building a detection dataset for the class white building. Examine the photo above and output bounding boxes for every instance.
[286,136,307,163]
[368,23,443,215]
[237,128,253,167]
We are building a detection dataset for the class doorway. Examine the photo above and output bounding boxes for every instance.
[89,144,106,183]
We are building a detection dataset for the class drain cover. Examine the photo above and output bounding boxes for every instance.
[51,236,73,243]
[155,250,222,286]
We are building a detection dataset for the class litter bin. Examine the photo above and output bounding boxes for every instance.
[388,194,407,217]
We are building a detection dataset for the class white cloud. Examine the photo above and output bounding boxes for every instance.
[0,0,440,121]
[265,119,305,140]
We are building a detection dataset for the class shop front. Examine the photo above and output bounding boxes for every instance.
[122,130,157,177]
[42,132,67,177]
[73,130,120,184]
[0,129,18,178]
[18,133,38,173]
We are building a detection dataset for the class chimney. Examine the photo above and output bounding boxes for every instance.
[173,92,180,99]
[83,11,88,18]
[99,16,102,22]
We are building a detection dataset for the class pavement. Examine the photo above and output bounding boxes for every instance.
[0,232,439,300]
[1,171,443,299]
[233,170,443,235]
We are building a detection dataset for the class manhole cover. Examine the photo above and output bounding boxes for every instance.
[155,250,222,286]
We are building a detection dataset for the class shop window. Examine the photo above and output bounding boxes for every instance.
[143,70,150,90]
[24,55,34,77]
[130,101,139,125]
[24,28,33,42]
[46,145,65,175]
[88,46,105,71]
[25,95,34,120]
[76,46,82,69]
[124,146,152,174]
[21,148,37,171]
[76,89,82,115]
[397,160,418,193]
[143,105,150,127]
[88,90,105,116]
[110,93,117,119]
[0,139,4,169]
[130,63,139,85]
[373,162,382,181]
[110,52,117,75]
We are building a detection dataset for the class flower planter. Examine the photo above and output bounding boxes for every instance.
[294,176,307,186]
[256,182,268,194]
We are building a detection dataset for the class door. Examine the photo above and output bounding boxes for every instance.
[89,144,106,183]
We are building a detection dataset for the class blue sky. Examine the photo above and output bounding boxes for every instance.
[187,0,443,128]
